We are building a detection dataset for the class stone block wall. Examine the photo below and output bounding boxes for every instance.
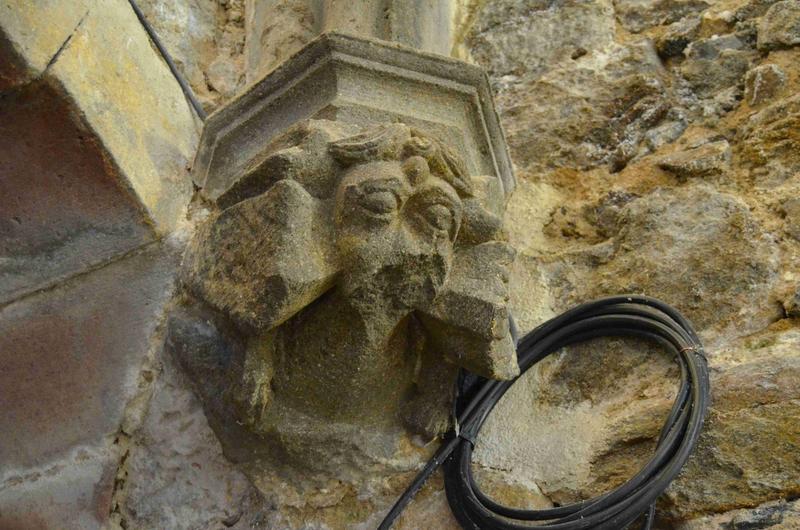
[1,0,799,529]
[1,0,199,527]
[465,1,800,528]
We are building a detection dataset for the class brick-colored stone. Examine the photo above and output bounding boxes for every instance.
[0,243,179,472]
[0,80,153,304]
[48,0,199,232]
[0,0,201,301]
[0,446,117,530]
[1,0,200,234]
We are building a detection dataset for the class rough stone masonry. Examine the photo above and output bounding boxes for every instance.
[1,0,800,529]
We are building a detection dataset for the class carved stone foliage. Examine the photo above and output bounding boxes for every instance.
[166,119,515,483]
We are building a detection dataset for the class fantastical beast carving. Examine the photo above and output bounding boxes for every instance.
[167,120,516,478]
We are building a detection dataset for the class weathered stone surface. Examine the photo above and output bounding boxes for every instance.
[0,80,154,304]
[468,0,616,84]
[757,0,800,51]
[491,51,669,171]
[663,326,800,520]
[579,184,780,342]
[0,243,180,473]
[136,0,245,110]
[613,0,711,33]
[466,0,700,173]
[434,4,800,525]
[680,35,756,98]
[656,16,702,58]
[744,63,787,105]
[657,139,731,178]
[0,445,118,530]
[1,0,200,235]
[119,356,251,529]
[464,144,793,525]
[193,33,514,202]
[740,94,800,178]
[781,197,800,241]
[176,120,517,477]
[676,498,800,529]
[244,0,455,82]
[644,113,689,152]
[0,0,91,90]
[731,0,787,24]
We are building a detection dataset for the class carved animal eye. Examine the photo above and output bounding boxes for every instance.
[360,189,399,215]
[422,203,455,232]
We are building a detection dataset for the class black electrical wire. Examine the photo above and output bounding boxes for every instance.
[127,0,208,121]
[379,295,710,530]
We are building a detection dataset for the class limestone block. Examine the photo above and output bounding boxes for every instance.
[0,243,180,473]
[757,0,800,51]
[48,1,199,232]
[120,356,251,529]
[744,63,787,105]
[613,0,712,33]
[680,35,757,98]
[741,93,800,176]
[0,0,199,302]
[657,139,731,178]
[656,16,702,58]
[0,445,118,530]
[244,0,454,82]
[0,81,153,304]
[0,0,91,90]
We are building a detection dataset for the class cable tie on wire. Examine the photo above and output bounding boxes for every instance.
[379,295,711,530]
[457,425,478,446]
[680,344,709,364]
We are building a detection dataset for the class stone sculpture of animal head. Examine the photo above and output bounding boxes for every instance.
[169,120,516,473]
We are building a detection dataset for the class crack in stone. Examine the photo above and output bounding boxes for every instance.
[108,432,132,530]
[43,9,90,74]
[0,238,161,311]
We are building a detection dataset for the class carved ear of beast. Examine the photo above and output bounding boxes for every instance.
[184,179,339,332]
[329,124,411,163]
[216,120,360,208]
[418,241,519,380]
[406,129,473,199]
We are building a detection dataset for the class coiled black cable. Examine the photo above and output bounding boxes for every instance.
[379,295,710,530]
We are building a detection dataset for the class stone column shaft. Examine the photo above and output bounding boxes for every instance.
[245,0,454,80]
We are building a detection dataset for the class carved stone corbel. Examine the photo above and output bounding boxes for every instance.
[166,33,516,490]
